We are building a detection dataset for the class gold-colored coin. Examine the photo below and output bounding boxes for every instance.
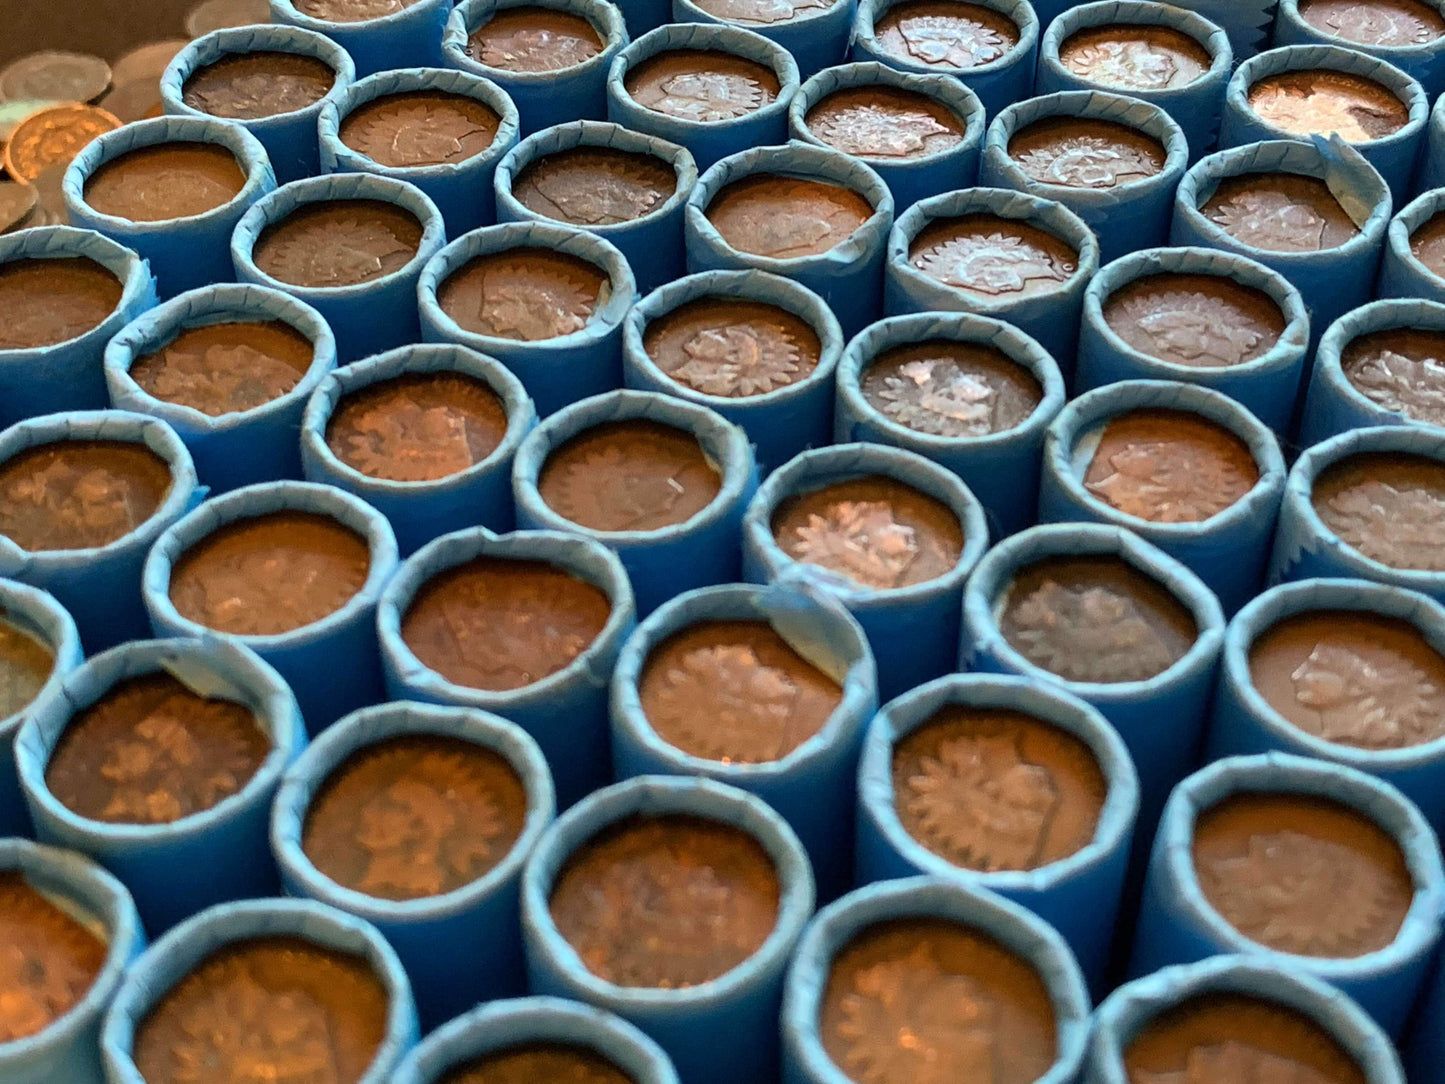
[2,104,119,184]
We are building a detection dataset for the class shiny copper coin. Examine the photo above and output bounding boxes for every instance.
[4,105,120,185]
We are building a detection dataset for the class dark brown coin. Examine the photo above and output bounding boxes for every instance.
[252,200,423,288]
[339,92,502,168]
[1338,328,1445,429]
[1299,0,1445,45]
[438,247,610,342]
[804,85,965,160]
[1248,69,1409,144]
[1103,272,1287,369]
[45,673,270,825]
[83,143,248,222]
[1008,117,1166,189]
[511,147,676,227]
[690,0,836,24]
[0,616,54,720]
[872,0,1020,70]
[182,51,335,121]
[1410,211,1445,281]
[705,174,872,259]
[130,320,314,416]
[624,49,781,122]
[642,298,821,398]
[466,7,606,73]
[1058,24,1212,92]
[293,0,424,21]
[441,1044,633,1084]
[548,813,780,987]
[0,52,111,104]
[1311,452,1445,571]
[0,871,107,1044]
[908,213,1079,300]
[303,734,529,900]
[860,340,1043,437]
[1200,172,1361,254]
[0,257,122,350]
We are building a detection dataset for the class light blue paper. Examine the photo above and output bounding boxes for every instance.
[270,0,452,77]
[1379,189,1445,304]
[1409,949,1445,1082]
[670,0,854,78]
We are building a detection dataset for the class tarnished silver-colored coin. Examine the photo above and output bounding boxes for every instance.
[0,52,111,105]
[186,0,274,37]
[0,182,37,234]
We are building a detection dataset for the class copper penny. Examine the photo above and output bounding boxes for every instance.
[440,1045,633,1084]
[624,49,781,123]
[872,0,1021,70]
[705,174,873,259]
[510,147,676,227]
[293,0,424,22]
[0,871,107,1044]
[0,616,54,720]
[1339,328,1445,429]
[1200,172,1361,254]
[690,0,836,25]
[0,256,123,350]
[642,298,822,398]
[1103,272,1287,369]
[83,143,248,222]
[1311,452,1445,571]
[1298,0,1445,46]
[4,104,120,184]
[0,182,39,235]
[1008,116,1166,190]
[908,213,1079,300]
[1058,25,1211,92]
[181,51,336,121]
[1410,211,1445,281]
[804,84,966,160]
[860,340,1043,438]
[130,320,314,417]
[437,247,610,342]
[1247,69,1409,144]
[251,200,424,289]
[339,92,502,169]
[465,7,606,73]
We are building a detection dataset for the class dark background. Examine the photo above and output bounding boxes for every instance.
[4,0,197,66]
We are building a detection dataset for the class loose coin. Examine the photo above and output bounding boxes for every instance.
[186,0,273,36]
[29,164,70,227]
[3,104,120,184]
[110,40,189,87]
[0,52,112,105]
[0,182,37,233]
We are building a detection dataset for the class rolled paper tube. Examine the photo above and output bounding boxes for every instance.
[318,66,521,238]
[1274,0,1445,99]
[1036,1,1233,162]
[270,700,555,1027]
[520,775,815,1084]
[833,311,1066,539]
[850,0,1040,118]
[883,186,1100,372]
[609,582,878,897]
[141,480,400,731]
[684,143,893,338]
[1128,752,1445,1035]
[669,0,855,80]
[1039,379,1287,614]
[959,521,1226,833]
[375,526,636,806]
[161,24,356,185]
[391,996,681,1084]
[0,839,144,1084]
[981,89,1190,264]
[787,62,986,213]
[301,343,536,556]
[1409,951,1445,1082]
[1379,190,1445,304]
[416,221,637,418]
[269,0,452,77]
[1418,92,1445,192]
[1165,0,1277,62]
[1219,45,1428,206]
[1207,578,1445,831]
[15,637,306,932]
[1087,955,1407,1084]
[0,227,157,428]
[493,121,697,295]
[854,674,1139,988]
[621,269,844,471]
[512,389,758,615]
[780,875,1092,1084]
[0,411,201,654]
[0,581,81,838]
[442,0,629,136]
[740,441,989,701]
[1269,425,1445,600]
[1075,245,1310,435]
[230,173,447,363]
[1298,300,1445,446]
[104,283,338,494]
[100,899,419,1084]
[62,117,275,300]
[607,25,800,173]
[1170,138,1393,357]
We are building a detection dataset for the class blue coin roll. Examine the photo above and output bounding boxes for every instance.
[15,636,306,932]
[788,62,986,214]
[142,481,400,731]
[960,522,1226,833]
[0,411,201,654]
[1409,950,1445,1083]
[670,0,854,79]
[418,221,637,418]
[0,581,81,838]
[100,899,419,1084]
[300,343,536,556]
[161,25,357,185]
[622,269,844,471]
[494,121,697,294]
[270,700,556,1028]
[1171,138,1393,355]
[1269,425,1445,600]
[1075,246,1310,435]
[231,173,447,363]
[103,283,338,494]
[1087,955,1407,1084]
[608,24,799,172]
[376,527,636,806]
[0,227,157,428]
[833,311,1067,538]
[63,117,275,301]
[1172,0,1284,62]
[1273,0,1445,99]
[684,143,894,337]
[443,0,629,136]
[781,875,1091,1084]
[1418,91,1445,192]
[1207,578,1445,831]
[1039,379,1287,614]
[1036,1,1234,162]
[1379,189,1445,304]
[883,186,1100,372]
[850,0,1039,118]
[1220,45,1428,205]
[269,0,452,77]
[1128,752,1445,1035]
[392,996,681,1084]
[981,90,1190,264]
[741,442,989,701]
[520,775,815,1084]
[0,839,144,1084]
[512,389,758,615]
[609,582,878,897]
[855,674,1139,988]
[319,67,521,238]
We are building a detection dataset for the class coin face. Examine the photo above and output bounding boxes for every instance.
[3,104,120,184]
[185,0,274,36]
[0,182,37,234]
[0,52,111,105]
